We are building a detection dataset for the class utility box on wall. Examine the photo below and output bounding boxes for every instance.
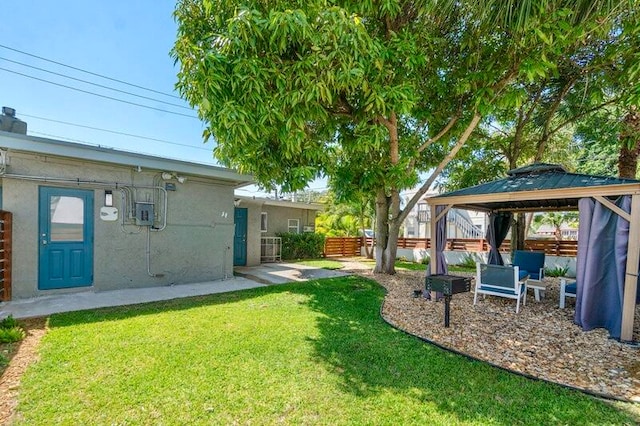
[135,202,154,226]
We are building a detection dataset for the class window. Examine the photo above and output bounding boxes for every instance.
[288,219,300,234]
[261,212,268,232]
[50,196,85,241]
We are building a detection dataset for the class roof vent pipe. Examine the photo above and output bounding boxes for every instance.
[0,106,27,134]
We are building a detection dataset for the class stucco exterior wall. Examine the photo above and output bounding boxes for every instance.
[236,198,320,266]
[2,151,236,299]
[261,205,317,236]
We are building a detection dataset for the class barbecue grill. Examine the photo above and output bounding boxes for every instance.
[425,274,472,327]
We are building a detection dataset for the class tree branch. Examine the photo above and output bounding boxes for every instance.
[323,93,355,117]
[416,113,460,154]
[548,98,619,138]
[398,112,482,223]
[535,77,577,161]
[489,68,520,102]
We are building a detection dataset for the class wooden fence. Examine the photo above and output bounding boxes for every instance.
[324,237,361,257]
[325,236,578,258]
[0,211,12,301]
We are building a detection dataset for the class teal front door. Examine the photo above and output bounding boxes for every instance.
[38,187,94,289]
[233,207,248,266]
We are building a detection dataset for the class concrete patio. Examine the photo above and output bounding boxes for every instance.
[0,263,350,319]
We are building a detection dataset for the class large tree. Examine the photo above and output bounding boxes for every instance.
[173,0,631,273]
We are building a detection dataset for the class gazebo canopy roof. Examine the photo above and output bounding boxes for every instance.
[428,163,640,212]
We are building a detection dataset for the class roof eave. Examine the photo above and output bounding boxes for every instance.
[0,131,254,185]
[427,183,640,210]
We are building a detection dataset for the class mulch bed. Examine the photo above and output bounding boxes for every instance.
[339,259,640,403]
[0,317,47,425]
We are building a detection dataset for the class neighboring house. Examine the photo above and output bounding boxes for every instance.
[532,223,579,240]
[402,189,487,239]
[0,116,253,300]
[233,196,323,266]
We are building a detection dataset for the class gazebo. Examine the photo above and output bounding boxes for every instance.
[427,164,640,342]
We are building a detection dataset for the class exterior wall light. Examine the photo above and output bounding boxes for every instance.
[104,190,113,207]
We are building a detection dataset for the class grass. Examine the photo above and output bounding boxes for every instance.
[16,277,636,425]
[359,258,427,271]
[359,258,475,273]
[448,265,477,273]
[395,260,427,271]
[294,259,345,270]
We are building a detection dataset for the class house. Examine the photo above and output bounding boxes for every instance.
[0,111,254,300]
[232,196,323,266]
[401,189,486,239]
[532,223,579,240]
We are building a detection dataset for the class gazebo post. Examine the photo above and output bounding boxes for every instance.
[621,194,640,342]
[430,203,438,276]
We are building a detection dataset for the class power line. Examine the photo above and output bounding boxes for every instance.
[0,56,193,110]
[30,131,105,146]
[0,43,182,100]
[29,130,217,162]
[21,113,211,152]
[0,66,199,120]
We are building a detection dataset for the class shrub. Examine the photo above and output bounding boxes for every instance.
[0,315,19,329]
[545,265,570,277]
[277,232,326,260]
[0,327,26,343]
[420,256,430,265]
[0,353,8,368]
[457,254,477,269]
[396,256,409,262]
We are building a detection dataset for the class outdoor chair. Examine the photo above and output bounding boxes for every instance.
[474,263,528,313]
[559,278,577,308]
[512,250,546,301]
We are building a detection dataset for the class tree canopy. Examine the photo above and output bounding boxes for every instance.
[173,0,637,273]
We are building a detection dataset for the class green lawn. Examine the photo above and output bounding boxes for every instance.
[360,258,476,273]
[294,259,345,270]
[16,277,636,425]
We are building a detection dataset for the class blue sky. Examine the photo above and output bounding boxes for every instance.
[2,2,209,160]
[1,1,327,196]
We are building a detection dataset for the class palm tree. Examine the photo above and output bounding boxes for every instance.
[532,212,578,241]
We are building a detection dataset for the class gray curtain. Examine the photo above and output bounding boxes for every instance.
[426,205,448,277]
[435,205,448,275]
[486,211,512,265]
[425,205,448,300]
[575,196,630,339]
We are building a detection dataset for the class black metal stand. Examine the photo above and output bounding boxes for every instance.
[444,294,452,327]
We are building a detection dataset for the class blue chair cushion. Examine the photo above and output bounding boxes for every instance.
[565,282,577,294]
[518,270,529,280]
[478,283,525,296]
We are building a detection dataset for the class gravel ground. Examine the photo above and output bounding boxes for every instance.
[338,259,640,403]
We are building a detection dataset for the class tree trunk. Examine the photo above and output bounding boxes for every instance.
[618,146,638,179]
[367,212,375,259]
[373,187,401,275]
[524,213,534,239]
[511,213,526,255]
[506,156,526,254]
[372,111,482,274]
[360,210,371,258]
[374,188,392,274]
[384,220,400,274]
[554,226,562,241]
[618,107,640,179]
